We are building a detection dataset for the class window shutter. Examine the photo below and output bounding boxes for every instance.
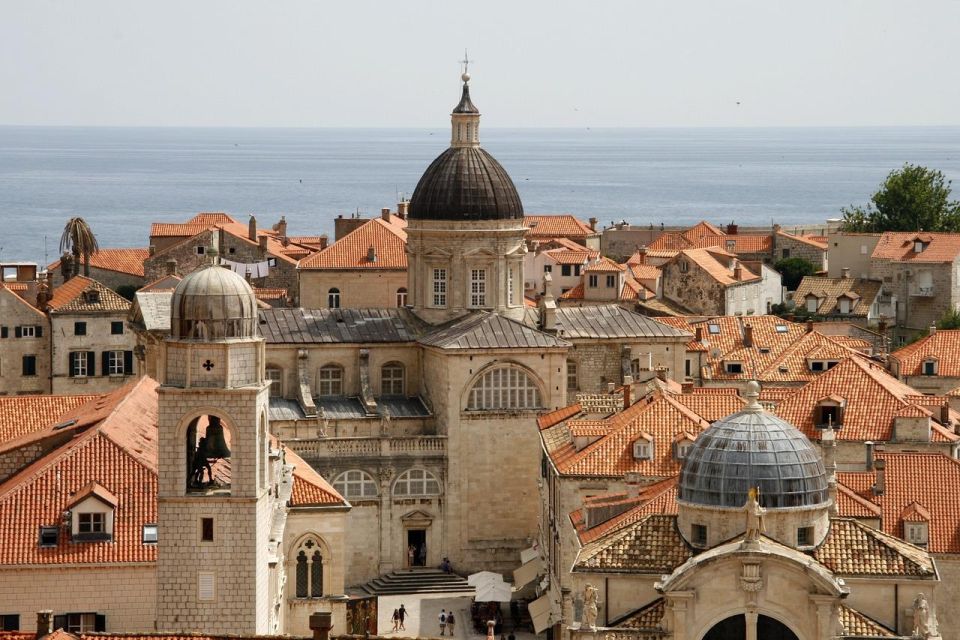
[14,326,21,338]
[94,615,106,632]
[35,325,42,337]
[0,326,6,338]
[69,352,78,377]
[102,351,110,376]
[87,351,96,377]
[124,351,133,375]
[53,616,67,631]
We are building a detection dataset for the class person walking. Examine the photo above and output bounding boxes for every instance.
[418,542,427,567]
[391,609,400,633]
[398,604,407,631]
[439,609,447,636]
[408,544,416,567]
[446,611,455,636]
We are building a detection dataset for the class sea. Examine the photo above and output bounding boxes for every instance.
[1,125,959,264]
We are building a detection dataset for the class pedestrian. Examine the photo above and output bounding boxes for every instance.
[439,609,447,636]
[486,619,495,640]
[419,542,427,566]
[392,609,400,633]
[408,544,416,567]
[446,611,455,636]
[398,604,407,631]
[440,557,452,573]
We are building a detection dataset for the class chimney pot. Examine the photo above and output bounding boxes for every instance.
[743,323,754,348]
[930,325,937,336]
[37,610,53,638]
[381,208,391,221]
[681,381,694,393]
[248,215,258,241]
[309,611,333,640]
[259,235,269,253]
[726,223,739,235]
[865,441,875,471]
[607,382,616,393]
[397,201,409,219]
[319,235,329,250]
[589,217,598,232]
[841,267,850,279]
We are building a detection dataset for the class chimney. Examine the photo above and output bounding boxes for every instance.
[930,325,937,336]
[743,323,754,348]
[36,280,50,310]
[806,320,814,334]
[166,259,178,276]
[319,235,329,250]
[625,472,641,498]
[695,326,703,342]
[655,367,668,382]
[726,222,739,235]
[148,244,156,256]
[772,223,782,234]
[589,217,598,232]
[309,611,333,640]
[397,201,409,219]
[733,263,743,280]
[607,382,616,393]
[367,245,377,262]
[872,459,886,496]
[248,215,257,241]
[865,441,875,471]
[381,207,391,222]
[841,267,850,279]
[623,382,631,410]
[275,215,287,238]
[637,246,647,265]
[681,381,694,393]
[37,610,53,638]
[259,235,269,253]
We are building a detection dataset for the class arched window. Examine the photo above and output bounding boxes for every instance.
[265,367,283,398]
[467,366,542,411]
[184,415,232,495]
[333,469,378,499]
[381,362,405,396]
[396,287,408,307]
[328,288,340,309]
[394,468,441,497]
[317,365,343,396]
[293,537,324,598]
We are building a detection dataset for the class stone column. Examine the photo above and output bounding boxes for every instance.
[378,466,396,574]
[744,609,758,640]
[665,591,695,640]
[809,595,836,640]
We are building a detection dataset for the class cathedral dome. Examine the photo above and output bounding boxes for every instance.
[408,73,524,221]
[171,262,259,340]
[678,382,828,509]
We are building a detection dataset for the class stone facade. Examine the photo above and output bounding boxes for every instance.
[50,265,144,293]
[299,270,407,310]
[827,232,881,279]
[773,230,828,271]
[870,256,960,334]
[50,312,137,395]
[0,287,49,395]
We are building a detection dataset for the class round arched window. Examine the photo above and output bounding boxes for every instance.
[467,366,542,411]
[393,469,441,497]
[332,469,378,499]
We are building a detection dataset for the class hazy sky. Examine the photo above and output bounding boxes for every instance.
[3,0,960,128]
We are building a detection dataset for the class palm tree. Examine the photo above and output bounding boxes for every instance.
[59,217,99,279]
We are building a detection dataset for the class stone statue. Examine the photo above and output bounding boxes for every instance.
[744,487,766,542]
[913,593,937,638]
[583,583,599,630]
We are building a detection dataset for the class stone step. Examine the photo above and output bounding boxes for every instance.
[357,569,474,596]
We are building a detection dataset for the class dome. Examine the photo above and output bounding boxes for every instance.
[408,146,524,221]
[678,382,828,509]
[171,264,259,340]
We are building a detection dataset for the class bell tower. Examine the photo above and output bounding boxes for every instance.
[156,246,276,634]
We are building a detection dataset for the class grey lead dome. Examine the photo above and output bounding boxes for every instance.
[678,397,829,509]
[171,264,259,340]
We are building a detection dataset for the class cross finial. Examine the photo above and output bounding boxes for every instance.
[459,49,472,81]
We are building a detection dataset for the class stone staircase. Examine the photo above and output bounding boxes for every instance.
[358,568,474,595]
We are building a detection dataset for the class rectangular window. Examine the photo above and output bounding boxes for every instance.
[70,351,91,377]
[39,526,59,547]
[142,524,158,544]
[78,512,105,534]
[470,269,487,307]
[19,325,36,338]
[0,326,7,338]
[196,246,205,255]
[561,265,572,277]
[110,321,124,335]
[797,526,813,546]
[543,265,552,273]
[606,275,616,288]
[198,572,216,601]
[22,355,37,377]
[64,613,101,633]
[74,322,87,336]
[574,265,582,276]
[566,361,578,391]
[508,267,515,306]
[905,523,928,545]
[432,268,447,307]
[685,359,691,377]
[201,517,214,542]
[782,248,791,259]
[725,362,743,374]
[265,368,283,398]
[1,615,19,631]
[588,274,598,288]
[106,351,125,375]
[923,361,937,376]
[692,524,708,546]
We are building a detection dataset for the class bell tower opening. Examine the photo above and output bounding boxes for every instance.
[185,415,233,495]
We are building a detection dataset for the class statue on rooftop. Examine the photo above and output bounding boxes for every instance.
[913,592,938,638]
[582,583,599,630]
[744,487,766,542]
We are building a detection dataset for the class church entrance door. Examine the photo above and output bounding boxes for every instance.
[702,614,798,640]
[407,529,427,567]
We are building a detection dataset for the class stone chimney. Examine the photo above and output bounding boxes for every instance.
[637,246,647,265]
[743,323,754,348]
[540,284,557,331]
[607,382,616,393]
[930,324,937,336]
[36,610,53,638]
[733,262,743,281]
[625,472,642,498]
[655,366,668,382]
[589,217,598,232]
[841,267,850,279]
[726,222,739,235]
[275,215,288,238]
[681,381,694,393]
[309,611,333,640]
[772,223,782,234]
[248,215,258,241]
[367,245,377,262]
[36,280,50,310]
[623,378,633,409]
[397,200,409,219]
[259,235,269,253]
[148,245,156,256]
[806,320,814,334]
[865,441,875,471]
[166,259,178,276]
[695,326,703,342]
[872,459,886,496]
[381,207,391,222]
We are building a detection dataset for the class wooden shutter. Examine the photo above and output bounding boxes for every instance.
[0,326,6,338]
[102,351,110,376]
[14,326,21,338]
[94,615,106,632]
[124,351,133,375]
[68,352,78,377]
[53,616,66,631]
[87,351,96,377]
[35,325,43,337]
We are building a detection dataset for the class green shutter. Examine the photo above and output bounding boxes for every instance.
[124,351,134,375]
[35,325,43,337]
[68,352,77,377]
[87,351,96,377]
[102,351,110,376]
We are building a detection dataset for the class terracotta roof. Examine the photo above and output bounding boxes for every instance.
[253,287,287,301]
[774,357,959,443]
[0,378,159,565]
[298,217,407,270]
[524,215,594,238]
[670,389,745,421]
[681,221,725,242]
[872,231,960,263]
[584,257,625,273]
[610,598,666,631]
[647,233,691,252]
[837,605,894,637]
[286,447,347,507]
[573,477,680,544]
[48,248,148,277]
[0,283,45,318]
[627,264,661,281]
[839,452,960,553]
[776,230,828,249]
[537,403,583,430]
[149,222,212,238]
[0,395,95,446]
[835,483,882,519]
[692,234,773,254]
[47,276,131,314]
[674,248,759,286]
[139,274,182,292]
[573,514,692,574]
[891,329,960,377]
[543,248,597,265]
[189,212,238,225]
[558,283,584,300]
[794,276,882,317]
[813,518,935,577]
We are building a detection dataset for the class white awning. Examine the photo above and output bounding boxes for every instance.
[475,579,513,603]
[513,557,542,589]
[529,594,553,634]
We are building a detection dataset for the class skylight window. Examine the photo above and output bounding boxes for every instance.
[775,324,789,333]
[708,324,721,334]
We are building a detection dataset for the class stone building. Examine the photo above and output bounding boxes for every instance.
[47,277,137,395]
[659,247,782,316]
[0,283,49,396]
[888,327,960,395]
[794,273,886,327]
[827,231,881,279]
[523,239,599,300]
[539,382,944,640]
[47,248,149,292]
[297,212,408,309]
[523,215,600,249]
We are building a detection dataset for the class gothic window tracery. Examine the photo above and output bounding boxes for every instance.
[293,537,324,598]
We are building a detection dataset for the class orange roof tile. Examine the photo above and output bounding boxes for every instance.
[537,403,583,430]
[872,231,960,263]
[670,389,745,421]
[674,248,759,285]
[835,483,882,518]
[0,283,45,318]
[524,215,594,238]
[139,274,182,292]
[584,257,626,273]
[890,329,960,377]
[648,233,692,252]
[298,217,407,270]
[681,221,725,242]
[693,234,773,254]
[188,212,238,225]
[286,447,347,507]
[794,276,882,317]
[776,230,827,249]
[47,276,131,314]
[544,248,598,265]
[573,513,692,574]
[627,264,661,281]
[573,476,680,544]
[0,394,97,446]
[813,517,935,577]
[48,248,148,277]
[558,283,584,300]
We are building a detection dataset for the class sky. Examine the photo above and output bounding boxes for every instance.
[2,0,960,128]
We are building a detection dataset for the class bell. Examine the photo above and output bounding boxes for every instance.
[201,415,231,459]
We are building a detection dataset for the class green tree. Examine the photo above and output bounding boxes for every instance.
[59,217,99,279]
[774,257,817,291]
[840,164,960,232]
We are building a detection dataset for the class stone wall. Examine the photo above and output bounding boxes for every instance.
[660,260,726,316]
[774,234,828,271]
[0,289,50,395]
[299,270,407,310]
[51,266,144,293]
[50,313,136,395]
[283,509,349,635]
[565,339,685,394]
[870,257,960,332]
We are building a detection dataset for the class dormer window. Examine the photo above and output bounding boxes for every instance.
[633,438,653,460]
[39,526,59,547]
[838,298,851,314]
[809,360,838,372]
[674,436,694,460]
[905,522,928,546]
[815,396,845,428]
[725,361,743,374]
[915,240,925,254]
[805,294,820,314]
[84,290,100,304]
[923,359,938,376]
[726,240,736,252]
[67,482,117,542]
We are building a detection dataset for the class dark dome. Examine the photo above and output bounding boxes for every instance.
[408,147,524,221]
[678,386,828,509]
